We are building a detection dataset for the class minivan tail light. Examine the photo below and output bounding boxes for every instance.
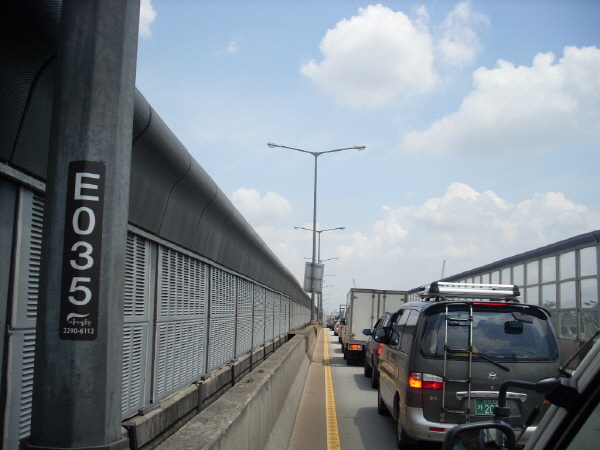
[349,344,362,350]
[409,372,444,390]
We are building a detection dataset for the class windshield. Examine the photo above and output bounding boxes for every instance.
[420,306,559,361]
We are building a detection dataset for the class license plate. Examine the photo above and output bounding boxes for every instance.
[475,398,498,415]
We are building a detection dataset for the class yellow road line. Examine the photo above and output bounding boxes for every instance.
[323,331,341,450]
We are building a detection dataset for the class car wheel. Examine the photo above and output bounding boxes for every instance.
[371,368,379,389]
[377,388,389,416]
[397,423,419,449]
[364,359,372,377]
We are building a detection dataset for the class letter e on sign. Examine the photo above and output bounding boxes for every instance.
[59,161,106,340]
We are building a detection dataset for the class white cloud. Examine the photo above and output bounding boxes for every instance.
[139,0,157,39]
[335,183,600,287]
[437,1,489,67]
[339,212,409,261]
[219,39,239,54]
[232,188,293,227]
[300,4,437,108]
[225,39,239,53]
[241,182,599,294]
[403,46,600,156]
[300,2,489,108]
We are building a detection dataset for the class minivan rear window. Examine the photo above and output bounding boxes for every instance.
[420,305,559,361]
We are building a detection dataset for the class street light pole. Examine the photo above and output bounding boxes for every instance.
[295,226,344,322]
[270,142,365,322]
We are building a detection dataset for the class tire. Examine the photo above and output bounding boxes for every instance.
[371,367,379,389]
[397,423,419,449]
[377,388,390,416]
[343,346,347,359]
[364,359,372,377]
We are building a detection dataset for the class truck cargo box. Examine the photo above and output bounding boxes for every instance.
[341,289,407,365]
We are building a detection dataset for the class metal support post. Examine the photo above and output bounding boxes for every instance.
[24,1,140,449]
[310,155,318,322]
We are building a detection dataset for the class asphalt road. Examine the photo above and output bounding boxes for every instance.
[288,327,398,450]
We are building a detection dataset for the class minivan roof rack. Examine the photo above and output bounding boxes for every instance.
[418,281,520,301]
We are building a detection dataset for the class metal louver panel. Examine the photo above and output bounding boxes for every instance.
[265,290,276,342]
[210,268,235,317]
[124,233,149,319]
[155,319,206,399]
[208,317,235,372]
[27,193,44,321]
[253,286,266,348]
[158,247,207,319]
[282,297,290,334]
[12,189,44,328]
[265,315,273,341]
[122,324,147,417]
[5,188,44,450]
[237,279,253,316]
[235,316,253,357]
[291,301,297,328]
[5,330,36,450]
[235,279,253,357]
[273,293,281,337]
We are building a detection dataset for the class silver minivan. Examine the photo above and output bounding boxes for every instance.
[376,282,560,449]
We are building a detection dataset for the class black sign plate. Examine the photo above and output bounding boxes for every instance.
[59,161,106,340]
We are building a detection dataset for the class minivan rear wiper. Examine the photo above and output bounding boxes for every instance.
[472,352,510,372]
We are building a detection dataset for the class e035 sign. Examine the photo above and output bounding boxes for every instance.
[59,161,106,340]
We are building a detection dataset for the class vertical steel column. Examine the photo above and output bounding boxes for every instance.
[310,155,318,322]
[25,1,139,449]
[0,179,17,395]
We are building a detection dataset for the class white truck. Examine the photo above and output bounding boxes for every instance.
[341,288,407,365]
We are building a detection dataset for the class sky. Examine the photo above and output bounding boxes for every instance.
[135,0,600,314]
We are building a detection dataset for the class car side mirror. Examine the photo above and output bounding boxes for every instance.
[373,327,388,343]
[442,422,516,450]
[362,328,372,336]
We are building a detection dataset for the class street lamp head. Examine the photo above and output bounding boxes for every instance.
[353,145,366,151]
[267,142,281,148]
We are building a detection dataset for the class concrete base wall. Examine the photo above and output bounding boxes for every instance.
[153,331,312,450]
[123,326,317,450]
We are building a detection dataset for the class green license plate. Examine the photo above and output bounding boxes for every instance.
[475,398,498,415]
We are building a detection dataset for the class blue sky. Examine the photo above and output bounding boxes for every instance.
[136,0,600,314]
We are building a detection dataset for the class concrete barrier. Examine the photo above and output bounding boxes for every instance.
[153,332,312,450]
[124,326,317,450]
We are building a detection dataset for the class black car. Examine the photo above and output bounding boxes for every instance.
[363,311,397,388]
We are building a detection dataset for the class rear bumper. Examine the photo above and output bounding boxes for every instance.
[404,406,536,444]
[346,342,366,360]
